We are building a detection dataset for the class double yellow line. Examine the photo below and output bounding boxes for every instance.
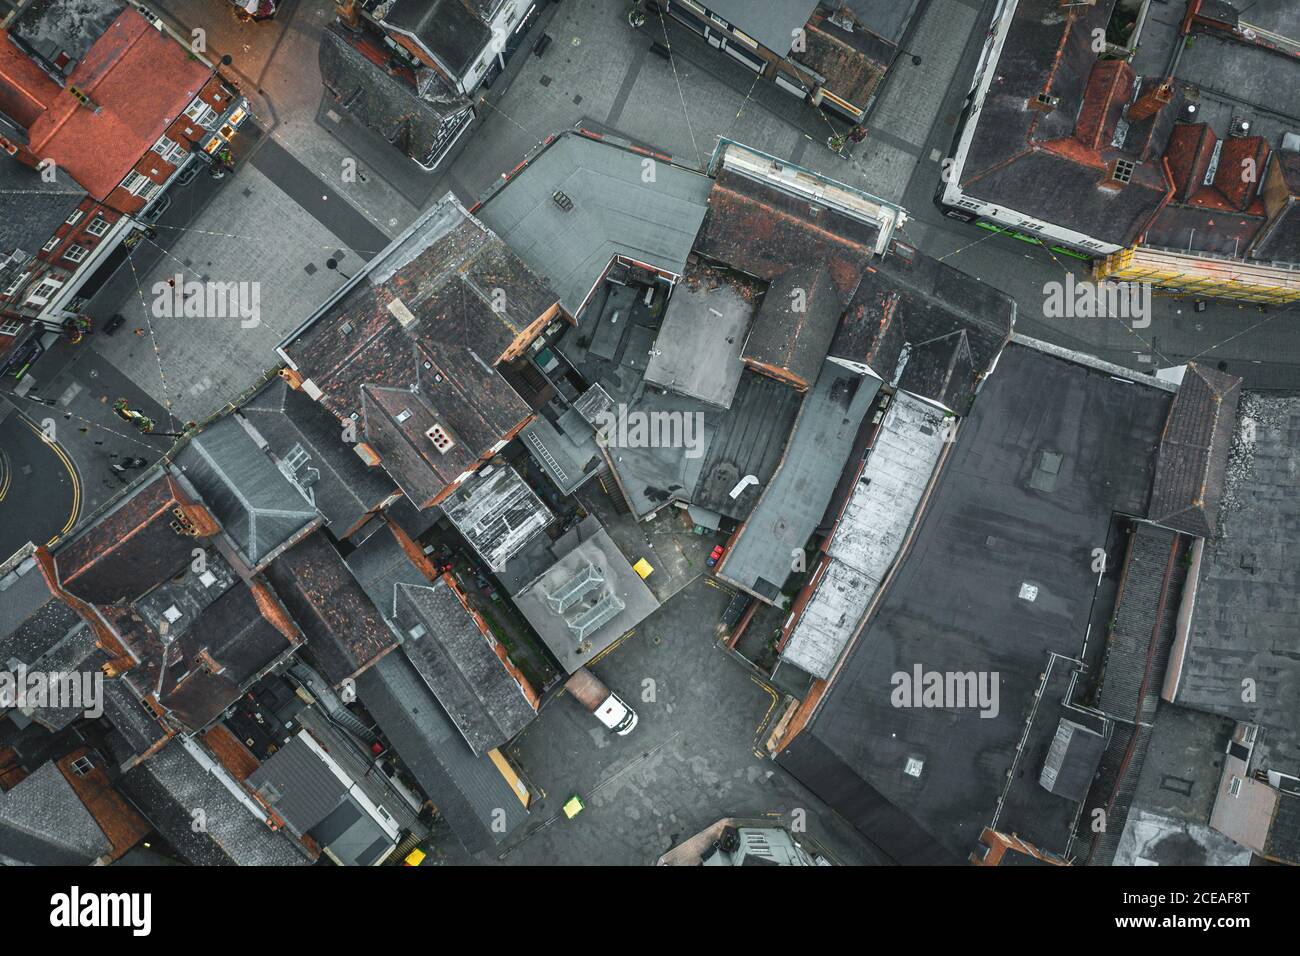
[23,417,81,544]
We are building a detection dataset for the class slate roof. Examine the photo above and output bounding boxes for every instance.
[247,731,349,836]
[345,521,430,619]
[119,739,310,866]
[0,158,85,263]
[1146,363,1241,538]
[175,415,320,569]
[155,580,301,732]
[240,376,396,536]
[956,1,1173,248]
[1251,149,1300,263]
[54,469,214,605]
[265,531,396,687]
[0,761,110,865]
[475,130,713,316]
[393,578,535,756]
[378,0,491,78]
[357,651,528,854]
[832,243,1014,414]
[0,555,80,666]
[319,22,470,166]
[280,194,551,507]
[742,264,840,390]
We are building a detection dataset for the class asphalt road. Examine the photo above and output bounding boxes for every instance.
[0,402,81,559]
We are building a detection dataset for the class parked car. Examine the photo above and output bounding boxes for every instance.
[101,313,125,336]
[707,544,726,568]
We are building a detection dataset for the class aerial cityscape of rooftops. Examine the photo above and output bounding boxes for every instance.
[0,0,1297,881]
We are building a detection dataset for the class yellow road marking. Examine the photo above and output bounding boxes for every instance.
[20,418,81,543]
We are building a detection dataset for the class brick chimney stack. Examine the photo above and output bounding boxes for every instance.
[1129,81,1173,122]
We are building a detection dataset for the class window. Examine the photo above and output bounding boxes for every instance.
[3,271,29,297]
[151,134,187,164]
[42,236,61,253]
[0,319,23,336]
[26,276,62,305]
[63,244,88,264]
[122,171,159,199]
[184,99,219,128]
[85,216,110,237]
[70,755,94,777]
[1113,159,1136,184]
[65,209,84,226]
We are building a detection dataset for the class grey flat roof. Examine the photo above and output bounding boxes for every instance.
[643,265,759,408]
[779,343,1171,861]
[247,732,349,836]
[476,132,713,315]
[780,390,948,676]
[718,362,880,605]
[705,0,819,55]
[510,525,659,674]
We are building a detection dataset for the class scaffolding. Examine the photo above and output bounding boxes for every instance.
[1095,246,1300,304]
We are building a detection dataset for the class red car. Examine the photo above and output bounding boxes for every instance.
[707,545,725,568]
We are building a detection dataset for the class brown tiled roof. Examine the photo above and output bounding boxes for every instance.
[1147,363,1241,537]
[54,471,218,605]
[265,531,397,686]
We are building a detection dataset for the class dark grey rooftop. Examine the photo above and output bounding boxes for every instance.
[0,761,110,865]
[9,0,124,76]
[119,739,311,866]
[318,22,470,167]
[702,0,818,55]
[1169,393,1300,746]
[0,555,81,667]
[643,263,759,408]
[0,159,85,263]
[240,376,396,536]
[393,578,536,755]
[174,415,319,569]
[345,521,430,619]
[476,131,713,316]
[777,342,1171,862]
[717,362,880,605]
[440,462,553,572]
[356,651,529,855]
[247,731,349,837]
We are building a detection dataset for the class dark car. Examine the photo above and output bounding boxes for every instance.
[102,313,126,336]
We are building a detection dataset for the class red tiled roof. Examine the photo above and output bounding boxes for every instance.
[0,29,59,128]
[23,10,213,200]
